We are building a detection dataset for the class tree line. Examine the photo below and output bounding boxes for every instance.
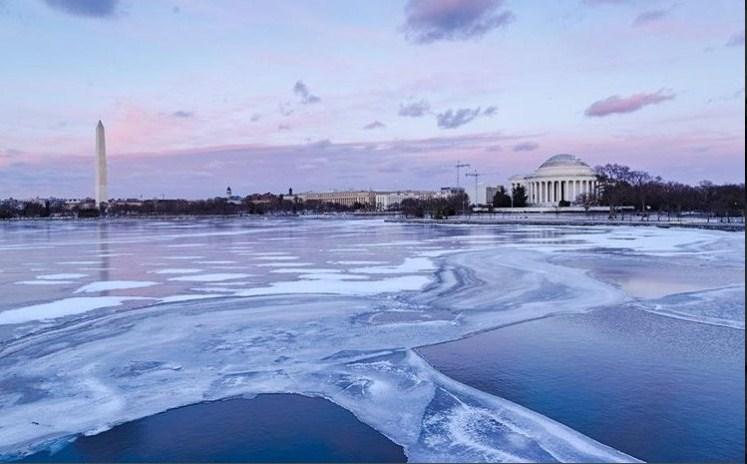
[592,164,745,221]
[1,194,394,219]
[483,163,744,222]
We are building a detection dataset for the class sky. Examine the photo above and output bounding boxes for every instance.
[0,0,744,199]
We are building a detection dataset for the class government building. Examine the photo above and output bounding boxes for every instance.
[509,154,599,206]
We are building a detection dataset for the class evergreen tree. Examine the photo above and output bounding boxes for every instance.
[512,185,528,207]
[492,186,512,207]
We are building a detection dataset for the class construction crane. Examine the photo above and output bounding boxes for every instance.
[465,170,481,212]
[455,161,471,215]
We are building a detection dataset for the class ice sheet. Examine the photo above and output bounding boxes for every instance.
[168,273,252,282]
[37,273,87,280]
[75,281,158,293]
[0,218,742,463]
[0,296,149,325]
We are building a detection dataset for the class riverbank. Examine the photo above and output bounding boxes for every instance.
[387,215,745,232]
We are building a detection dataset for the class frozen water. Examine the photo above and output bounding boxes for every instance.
[0,218,742,462]
[149,268,203,275]
[168,273,252,282]
[634,285,745,329]
[0,296,150,325]
[15,280,76,286]
[37,274,87,280]
[75,281,158,293]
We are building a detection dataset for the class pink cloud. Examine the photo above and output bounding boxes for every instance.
[585,90,675,117]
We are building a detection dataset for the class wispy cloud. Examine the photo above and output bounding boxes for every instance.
[436,106,496,129]
[42,0,118,18]
[293,81,321,105]
[402,0,514,44]
[363,120,386,130]
[398,99,431,117]
[633,9,668,26]
[436,107,481,129]
[279,102,294,117]
[726,30,744,47]
[585,89,675,117]
[483,105,498,116]
[512,141,539,152]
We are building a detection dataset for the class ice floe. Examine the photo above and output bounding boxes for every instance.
[37,273,87,280]
[0,296,149,325]
[75,281,158,293]
[168,273,252,282]
[150,268,203,275]
[15,280,75,286]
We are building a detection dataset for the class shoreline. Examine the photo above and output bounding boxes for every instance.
[1,213,744,232]
[386,216,745,232]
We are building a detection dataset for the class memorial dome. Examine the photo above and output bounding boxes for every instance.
[533,154,595,178]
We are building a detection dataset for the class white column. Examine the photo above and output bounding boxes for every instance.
[550,179,555,203]
[552,180,556,203]
[569,181,573,202]
[541,182,545,204]
[530,182,534,204]
[550,181,553,203]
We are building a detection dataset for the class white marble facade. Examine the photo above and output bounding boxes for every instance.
[509,154,598,206]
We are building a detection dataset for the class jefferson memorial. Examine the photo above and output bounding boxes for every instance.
[509,154,598,206]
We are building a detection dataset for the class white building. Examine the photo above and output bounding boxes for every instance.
[298,190,376,208]
[297,189,458,210]
[509,154,599,206]
[375,190,449,211]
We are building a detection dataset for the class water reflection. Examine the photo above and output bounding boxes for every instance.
[21,395,406,463]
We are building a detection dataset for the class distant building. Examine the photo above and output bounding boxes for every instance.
[375,190,449,211]
[298,190,376,208]
[509,154,599,206]
[222,186,244,204]
[485,186,500,205]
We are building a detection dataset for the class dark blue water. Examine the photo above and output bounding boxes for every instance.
[20,395,405,462]
[419,307,745,462]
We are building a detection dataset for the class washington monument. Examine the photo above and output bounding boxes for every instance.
[95,120,108,206]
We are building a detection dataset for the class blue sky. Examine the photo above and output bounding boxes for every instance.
[0,0,744,198]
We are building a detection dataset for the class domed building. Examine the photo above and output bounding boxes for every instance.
[509,154,599,206]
